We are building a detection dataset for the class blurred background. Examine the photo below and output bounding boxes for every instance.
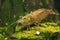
[0,0,60,26]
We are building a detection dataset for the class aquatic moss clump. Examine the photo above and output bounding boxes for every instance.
[12,22,60,40]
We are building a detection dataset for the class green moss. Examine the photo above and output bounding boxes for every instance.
[0,34,4,40]
[12,22,60,40]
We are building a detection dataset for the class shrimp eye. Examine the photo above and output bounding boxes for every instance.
[18,22,22,26]
[23,18,26,19]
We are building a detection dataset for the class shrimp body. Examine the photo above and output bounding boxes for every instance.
[17,8,56,28]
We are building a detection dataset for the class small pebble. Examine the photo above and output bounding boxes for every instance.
[36,31,40,35]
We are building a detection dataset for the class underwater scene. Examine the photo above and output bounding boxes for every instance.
[0,0,60,40]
